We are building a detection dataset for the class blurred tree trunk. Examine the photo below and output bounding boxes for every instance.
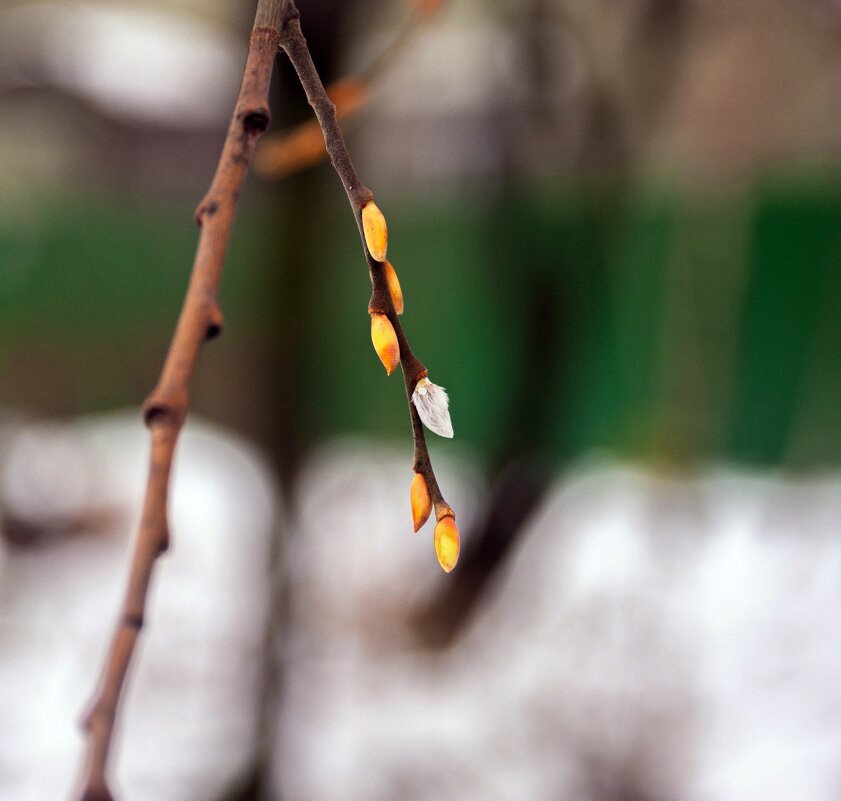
[415,0,693,648]
[262,0,359,489]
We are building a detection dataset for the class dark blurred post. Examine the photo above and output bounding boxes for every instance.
[412,0,695,647]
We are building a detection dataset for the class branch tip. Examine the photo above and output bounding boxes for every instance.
[277,3,456,566]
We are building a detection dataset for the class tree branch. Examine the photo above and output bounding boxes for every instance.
[74,3,286,799]
[76,2,457,796]
[279,4,454,522]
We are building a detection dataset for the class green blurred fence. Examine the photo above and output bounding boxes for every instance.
[2,170,840,468]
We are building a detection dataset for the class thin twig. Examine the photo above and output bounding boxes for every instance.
[279,3,453,521]
[74,2,287,799]
[358,0,444,83]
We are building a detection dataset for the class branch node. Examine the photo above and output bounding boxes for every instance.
[123,612,144,630]
[141,399,182,429]
[195,199,219,226]
[239,100,272,133]
[205,305,225,340]
[79,786,115,801]
[81,710,95,732]
[278,5,301,41]
[368,280,392,316]
[244,111,271,132]
[83,702,115,729]
[313,97,336,118]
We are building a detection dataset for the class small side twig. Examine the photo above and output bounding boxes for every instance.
[74,2,287,799]
[279,4,456,535]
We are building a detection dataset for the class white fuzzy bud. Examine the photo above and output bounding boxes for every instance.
[412,377,453,438]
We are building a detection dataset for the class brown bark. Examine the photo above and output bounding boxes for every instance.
[74,3,287,799]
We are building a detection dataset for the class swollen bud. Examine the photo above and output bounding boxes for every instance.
[410,472,432,532]
[433,515,460,573]
[383,261,404,315]
[412,377,453,438]
[370,313,400,375]
[362,200,388,262]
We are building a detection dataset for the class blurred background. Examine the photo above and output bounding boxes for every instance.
[2,0,841,799]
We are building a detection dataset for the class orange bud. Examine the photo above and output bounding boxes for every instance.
[253,119,325,179]
[252,78,369,180]
[410,473,432,532]
[370,313,400,375]
[433,516,460,573]
[412,0,444,16]
[362,200,388,262]
[383,260,404,315]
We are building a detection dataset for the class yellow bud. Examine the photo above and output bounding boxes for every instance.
[433,516,460,573]
[370,313,400,375]
[383,261,404,315]
[410,473,432,532]
[362,200,388,262]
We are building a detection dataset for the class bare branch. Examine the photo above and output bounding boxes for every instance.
[74,3,285,799]
[76,2,458,796]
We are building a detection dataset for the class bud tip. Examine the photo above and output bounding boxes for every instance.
[370,312,400,375]
[433,515,460,572]
[383,260,404,315]
[362,200,388,262]
[410,472,432,532]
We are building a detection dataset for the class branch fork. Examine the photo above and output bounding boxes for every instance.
[75,2,456,798]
